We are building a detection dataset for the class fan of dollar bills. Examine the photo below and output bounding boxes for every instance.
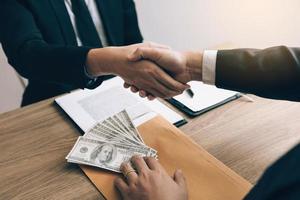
[66,110,157,173]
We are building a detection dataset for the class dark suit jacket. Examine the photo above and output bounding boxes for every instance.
[0,0,143,106]
[244,143,300,200]
[216,46,300,101]
[216,47,300,199]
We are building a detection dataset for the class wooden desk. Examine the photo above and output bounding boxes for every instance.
[1,95,300,199]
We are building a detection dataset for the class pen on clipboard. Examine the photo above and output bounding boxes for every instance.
[186,88,194,98]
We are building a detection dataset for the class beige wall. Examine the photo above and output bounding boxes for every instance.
[1,0,300,113]
[135,0,300,50]
[0,45,24,113]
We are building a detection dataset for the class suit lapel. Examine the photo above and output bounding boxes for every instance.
[49,0,77,45]
[95,0,124,46]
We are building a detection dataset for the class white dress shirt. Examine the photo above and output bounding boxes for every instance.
[202,50,218,85]
[64,0,109,47]
[64,0,109,80]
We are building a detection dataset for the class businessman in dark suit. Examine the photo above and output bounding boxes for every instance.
[0,0,187,106]
[114,46,300,200]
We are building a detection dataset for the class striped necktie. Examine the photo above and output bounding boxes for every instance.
[71,0,103,47]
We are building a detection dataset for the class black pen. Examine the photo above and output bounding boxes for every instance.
[186,88,194,98]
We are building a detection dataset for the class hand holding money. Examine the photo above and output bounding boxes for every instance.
[66,110,157,173]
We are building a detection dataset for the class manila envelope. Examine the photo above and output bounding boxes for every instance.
[81,116,252,200]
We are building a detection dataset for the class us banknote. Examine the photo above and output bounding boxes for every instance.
[66,110,157,173]
[67,137,153,172]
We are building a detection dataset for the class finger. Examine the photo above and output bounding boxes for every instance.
[146,85,171,98]
[124,82,156,100]
[114,177,129,198]
[139,90,147,98]
[131,155,149,174]
[156,77,187,97]
[154,68,189,93]
[136,77,171,98]
[120,162,138,183]
[140,77,178,98]
[124,82,131,88]
[144,157,161,171]
[147,95,156,101]
[173,169,187,187]
[132,77,176,98]
[138,90,155,100]
[128,47,161,62]
[130,86,139,93]
[153,78,184,99]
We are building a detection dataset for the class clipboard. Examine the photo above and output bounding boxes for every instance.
[168,94,241,117]
[167,81,241,117]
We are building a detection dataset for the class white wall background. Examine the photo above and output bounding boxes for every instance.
[0,45,24,113]
[135,0,300,50]
[1,0,300,113]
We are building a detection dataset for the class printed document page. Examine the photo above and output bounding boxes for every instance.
[55,77,184,132]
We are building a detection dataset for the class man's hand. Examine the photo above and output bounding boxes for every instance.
[125,47,203,99]
[115,156,188,200]
[128,48,192,83]
[86,43,189,99]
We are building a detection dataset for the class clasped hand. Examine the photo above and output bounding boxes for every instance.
[124,46,187,99]
[86,42,202,99]
[121,43,193,99]
[123,43,203,99]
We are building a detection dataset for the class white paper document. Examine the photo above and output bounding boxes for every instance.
[55,77,185,132]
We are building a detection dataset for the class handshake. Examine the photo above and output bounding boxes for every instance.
[86,42,203,100]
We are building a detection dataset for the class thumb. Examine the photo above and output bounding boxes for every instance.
[173,169,187,187]
[128,47,161,62]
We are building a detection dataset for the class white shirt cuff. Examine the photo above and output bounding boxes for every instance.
[202,50,218,85]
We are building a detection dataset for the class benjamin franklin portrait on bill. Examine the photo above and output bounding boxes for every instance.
[90,143,117,165]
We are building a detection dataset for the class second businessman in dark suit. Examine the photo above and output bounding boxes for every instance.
[115,46,300,199]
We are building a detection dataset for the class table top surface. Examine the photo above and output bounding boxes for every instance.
[1,95,300,199]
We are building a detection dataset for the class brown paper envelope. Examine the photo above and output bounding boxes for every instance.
[81,116,252,200]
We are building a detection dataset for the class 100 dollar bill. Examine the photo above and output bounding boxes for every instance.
[66,137,153,173]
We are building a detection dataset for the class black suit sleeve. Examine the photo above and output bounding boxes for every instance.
[216,46,300,101]
[0,0,101,89]
[244,144,300,200]
[122,0,143,45]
